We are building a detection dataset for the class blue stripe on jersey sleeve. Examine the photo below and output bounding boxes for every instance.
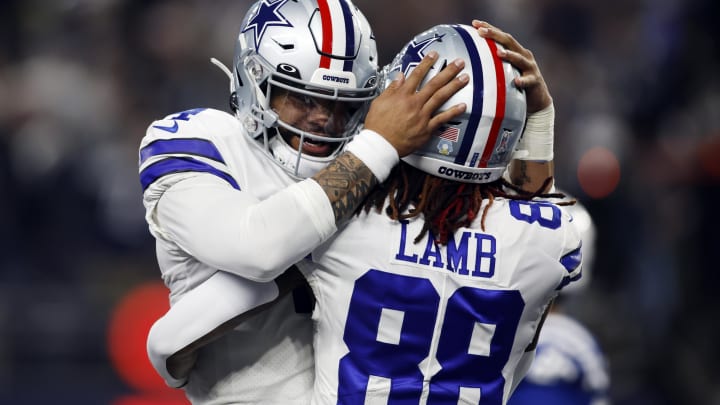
[556,244,583,290]
[139,138,225,165]
[560,244,582,273]
[556,272,582,291]
[140,157,240,191]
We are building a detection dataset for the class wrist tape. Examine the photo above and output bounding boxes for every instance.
[345,129,400,182]
[516,103,555,161]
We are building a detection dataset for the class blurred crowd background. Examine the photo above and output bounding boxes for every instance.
[1,0,718,404]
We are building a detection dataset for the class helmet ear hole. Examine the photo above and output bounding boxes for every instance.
[229,92,239,113]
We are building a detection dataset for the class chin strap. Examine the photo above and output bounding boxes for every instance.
[269,135,333,178]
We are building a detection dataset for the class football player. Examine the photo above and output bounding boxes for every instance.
[141,6,557,404]
[508,200,611,405]
[297,23,579,404]
[139,0,469,403]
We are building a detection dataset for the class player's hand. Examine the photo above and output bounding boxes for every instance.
[364,52,469,157]
[473,20,552,114]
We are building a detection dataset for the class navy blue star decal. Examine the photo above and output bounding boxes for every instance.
[241,0,293,49]
[395,33,445,76]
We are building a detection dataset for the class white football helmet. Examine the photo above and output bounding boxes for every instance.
[386,24,526,184]
[232,0,379,178]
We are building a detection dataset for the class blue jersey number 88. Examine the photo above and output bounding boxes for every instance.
[338,269,525,404]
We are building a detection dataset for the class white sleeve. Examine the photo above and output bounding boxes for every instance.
[155,174,336,282]
[146,271,280,388]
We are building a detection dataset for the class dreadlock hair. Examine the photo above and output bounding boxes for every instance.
[361,162,573,245]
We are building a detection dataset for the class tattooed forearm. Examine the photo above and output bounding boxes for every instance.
[509,160,554,193]
[313,151,378,223]
[510,160,532,188]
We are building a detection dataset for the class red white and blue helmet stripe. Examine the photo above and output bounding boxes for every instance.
[317,0,356,72]
[452,24,508,169]
[395,24,526,184]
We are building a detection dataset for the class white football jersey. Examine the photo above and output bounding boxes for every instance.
[508,312,610,405]
[301,198,583,405]
[139,108,320,404]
